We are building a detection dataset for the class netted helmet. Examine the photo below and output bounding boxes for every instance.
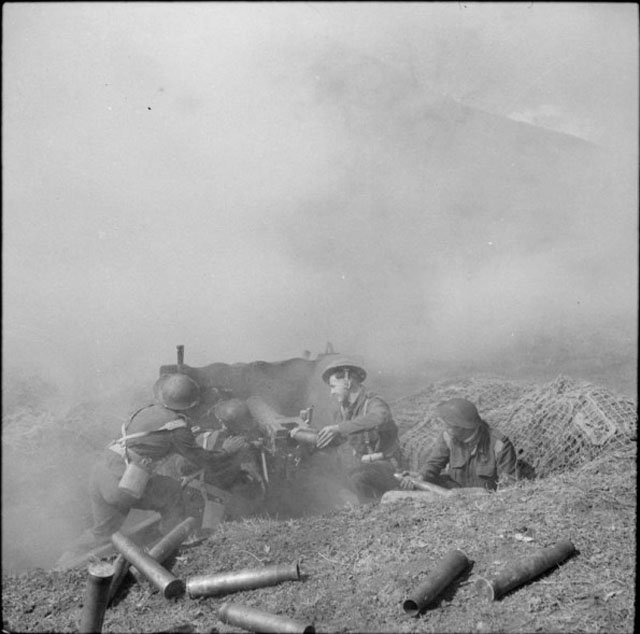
[321,357,367,384]
[436,398,481,429]
[154,374,200,411]
[214,398,251,430]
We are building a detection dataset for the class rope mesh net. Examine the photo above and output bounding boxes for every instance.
[394,375,637,478]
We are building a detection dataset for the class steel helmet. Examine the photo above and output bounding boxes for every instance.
[436,398,481,429]
[154,373,200,411]
[321,357,367,384]
[214,398,251,428]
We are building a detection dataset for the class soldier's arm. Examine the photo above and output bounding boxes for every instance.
[170,427,233,469]
[336,397,393,435]
[419,434,451,483]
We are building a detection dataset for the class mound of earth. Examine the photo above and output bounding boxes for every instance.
[2,441,635,633]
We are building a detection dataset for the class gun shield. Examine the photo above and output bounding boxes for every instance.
[79,561,115,633]
[129,516,197,585]
[218,602,315,634]
[111,531,185,599]
[475,539,577,601]
[403,549,471,616]
[187,561,301,598]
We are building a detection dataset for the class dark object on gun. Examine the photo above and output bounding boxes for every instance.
[247,396,314,484]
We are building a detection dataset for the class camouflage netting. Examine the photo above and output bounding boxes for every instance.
[394,375,637,479]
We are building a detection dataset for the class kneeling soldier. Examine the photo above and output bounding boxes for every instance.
[317,358,404,504]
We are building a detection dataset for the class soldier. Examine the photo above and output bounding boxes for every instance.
[399,398,517,491]
[178,397,265,523]
[316,358,404,504]
[72,373,246,553]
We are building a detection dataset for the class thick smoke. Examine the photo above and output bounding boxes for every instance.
[2,3,637,572]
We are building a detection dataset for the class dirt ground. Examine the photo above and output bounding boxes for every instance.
[2,438,635,634]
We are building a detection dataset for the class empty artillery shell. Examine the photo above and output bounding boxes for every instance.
[79,561,115,633]
[187,561,301,598]
[107,554,130,605]
[218,602,315,634]
[403,549,471,616]
[475,539,577,601]
[130,516,197,585]
[111,531,185,599]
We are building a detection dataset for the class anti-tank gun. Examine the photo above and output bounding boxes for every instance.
[157,344,341,494]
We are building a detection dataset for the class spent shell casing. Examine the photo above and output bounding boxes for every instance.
[403,549,471,616]
[187,561,301,598]
[475,539,576,601]
[111,531,185,599]
[218,602,315,634]
[79,561,115,633]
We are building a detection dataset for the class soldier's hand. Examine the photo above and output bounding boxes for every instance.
[316,424,340,449]
[398,471,417,490]
[222,436,248,456]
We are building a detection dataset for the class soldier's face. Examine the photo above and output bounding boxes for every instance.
[329,375,350,405]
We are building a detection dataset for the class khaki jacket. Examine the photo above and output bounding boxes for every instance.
[420,426,517,490]
[334,389,402,464]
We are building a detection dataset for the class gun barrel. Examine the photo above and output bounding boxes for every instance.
[111,531,185,599]
[79,561,115,633]
[187,561,301,598]
[403,549,470,616]
[475,539,577,601]
[218,602,315,634]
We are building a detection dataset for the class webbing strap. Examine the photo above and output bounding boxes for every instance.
[111,405,187,461]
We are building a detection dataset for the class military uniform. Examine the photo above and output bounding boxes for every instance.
[420,427,517,491]
[334,389,403,503]
[179,427,264,522]
[86,403,230,544]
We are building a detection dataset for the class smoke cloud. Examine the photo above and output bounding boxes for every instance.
[2,3,637,571]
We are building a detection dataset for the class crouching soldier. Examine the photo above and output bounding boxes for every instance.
[72,373,246,553]
[399,398,517,492]
[178,397,265,525]
[316,358,404,504]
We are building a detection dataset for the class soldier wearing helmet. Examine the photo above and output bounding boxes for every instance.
[399,398,517,491]
[178,397,264,522]
[74,373,247,553]
[316,357,404,504]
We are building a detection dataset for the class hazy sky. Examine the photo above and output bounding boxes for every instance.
[3,2,638,398]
